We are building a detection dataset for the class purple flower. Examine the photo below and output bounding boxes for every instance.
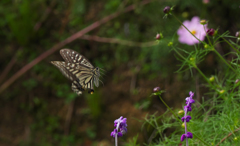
[184,105,192,112]
[186,91,195,104]
[177,16,208,45]
[181,134,186,142]
[181,132,193,141]
[110,129,123,137]
[181,115,192,122]
[186,132,193,138]
[111,116,127,138]
[181,92,194,143]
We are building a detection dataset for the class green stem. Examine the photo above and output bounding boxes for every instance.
[153,118,163,140]
[222,37,240,54]
[158,95,182,123]
[203,26,212,46]
[194,67,212,85]
[213,49,236,73]
[172,47,185,60]
[192,133,211,146]
[172,14,204,44]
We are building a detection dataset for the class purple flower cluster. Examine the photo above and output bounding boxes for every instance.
[110,116,127,138]
[181,91,195,142]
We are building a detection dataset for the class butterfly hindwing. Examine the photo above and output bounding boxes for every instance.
[51,61,77,81]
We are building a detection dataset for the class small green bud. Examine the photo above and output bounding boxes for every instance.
[190,57,195,61]
[181,123,185,128]
[200,20,207,25]
[209,76,214,82]
[219,90,225,94]
[234,137,238,141]
[178,110,184,116]
[204,44,208,48]
[168,42,173,46]
[182,12,189,18]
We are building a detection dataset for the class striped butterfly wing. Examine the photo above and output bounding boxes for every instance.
[51,49,98,95]
[60,49,94,68]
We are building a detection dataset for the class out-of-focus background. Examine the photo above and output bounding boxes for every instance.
[0,0,240,145]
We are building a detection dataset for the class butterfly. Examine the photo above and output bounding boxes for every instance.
[51,49,101,95]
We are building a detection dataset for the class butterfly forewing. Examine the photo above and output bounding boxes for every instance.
[51,48,101,95]
[60,49,94,68]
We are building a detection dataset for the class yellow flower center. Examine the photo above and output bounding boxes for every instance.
[191,30,197,35]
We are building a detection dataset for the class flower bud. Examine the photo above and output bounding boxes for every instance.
[234,137,238,141]
[200,20,207,25]
[204,44,209,48]
[168,42,173,46]
[207,28,215,36]
[209,76,214,82]
[203,0,210,4]
[178,110,184,116]
[219,90,225,94]
[190,57,195,61]
[163,6,171,14]
[235,79,240,84]
[236,31,240,37]
[181,123,185,128]
[153,87,161,93]
[156,33,161,40]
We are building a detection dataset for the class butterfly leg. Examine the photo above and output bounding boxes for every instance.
[72,80,85,95]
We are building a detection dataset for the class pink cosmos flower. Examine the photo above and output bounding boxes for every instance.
[177,16,208,45]
[203,0,210,4]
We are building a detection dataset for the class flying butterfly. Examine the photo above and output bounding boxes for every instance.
[51,48,101,95]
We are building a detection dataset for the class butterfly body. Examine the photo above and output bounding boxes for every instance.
[51,49,100,95]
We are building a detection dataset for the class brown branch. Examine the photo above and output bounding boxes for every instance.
[216,127,240,146]
[0,54,16,84]
[0,0,152,94]
[34,0,57,31]
[80,35,157,47]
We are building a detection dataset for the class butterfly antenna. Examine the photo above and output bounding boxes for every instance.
[99,68,106,72]
[99,79,104,86]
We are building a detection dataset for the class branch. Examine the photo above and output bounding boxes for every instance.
[80,35,157,47]
[0,54,16,84]
[216,127,240,146]
[0,0,152,94]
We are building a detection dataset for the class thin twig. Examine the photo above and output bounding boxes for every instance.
[216,127,240,146]
[80,35,157,47]
[0,0,152,94]
[0,54,16,84]
[34,0,57,31]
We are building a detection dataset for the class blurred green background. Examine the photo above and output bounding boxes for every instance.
[0,0,240,145]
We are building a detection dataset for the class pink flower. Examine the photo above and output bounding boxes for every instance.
[203,0,209,4]
[177,16,208,45]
